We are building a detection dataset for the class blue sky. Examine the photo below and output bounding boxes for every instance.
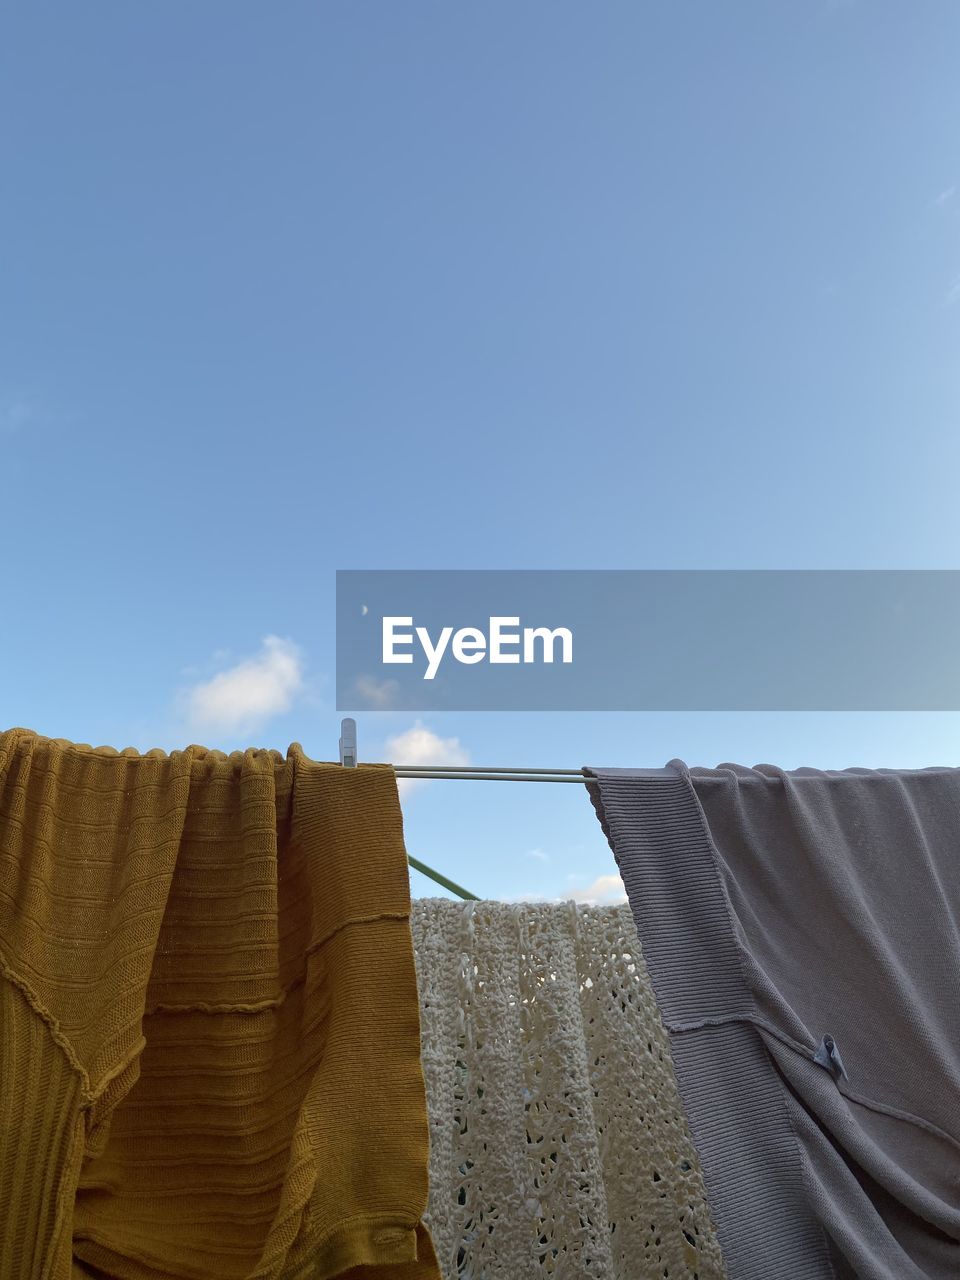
[3,3,960,902]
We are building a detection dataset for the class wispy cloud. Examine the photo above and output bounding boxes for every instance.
[182,635,305,734]
[934,185,957,208]
[0,397,36,434]
[353,674,400,709]
[525,847,549,863]
[945,276,960,308]
[385,720,470,795]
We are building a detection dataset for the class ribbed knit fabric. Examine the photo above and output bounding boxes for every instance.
[0,727,440,1280]
[585,763,960,1280]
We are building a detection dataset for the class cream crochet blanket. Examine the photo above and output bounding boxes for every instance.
[411,899,726,1280]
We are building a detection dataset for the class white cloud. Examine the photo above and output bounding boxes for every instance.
[946,276,960,308]
[183,635,304,734]
[505,873,628,906]
[525,847,549,863]
[385,720,470,796]
[934,185,956,208]
[567,874,629,905]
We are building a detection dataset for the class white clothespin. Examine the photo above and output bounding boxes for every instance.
[339,717,358,768]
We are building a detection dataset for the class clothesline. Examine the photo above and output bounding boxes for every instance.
[343,721,682,900]
[396,765,592,783]
[341,719,676,783]
[406,854,479,901]
[339,719,674,899]
[398,770,603,898]
[395,765,678,780]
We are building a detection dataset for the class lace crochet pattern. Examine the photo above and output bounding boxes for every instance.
[411,899,726,1280]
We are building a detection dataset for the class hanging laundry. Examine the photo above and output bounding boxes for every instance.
[584,762,960,1280]
[0,726,439,1280]
[411,897,726,1280]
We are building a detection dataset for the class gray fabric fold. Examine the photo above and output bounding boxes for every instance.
[584,761,960,1280]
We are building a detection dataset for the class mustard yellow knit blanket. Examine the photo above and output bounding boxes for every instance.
[0,727,439,1280]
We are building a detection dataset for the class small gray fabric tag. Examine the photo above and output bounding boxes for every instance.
[813,1033,848,1081]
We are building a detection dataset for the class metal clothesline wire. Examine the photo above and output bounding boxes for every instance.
[336,719,673,901]
[395,766,608,899]
[395,766,590,783]
[396,770,592,899]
